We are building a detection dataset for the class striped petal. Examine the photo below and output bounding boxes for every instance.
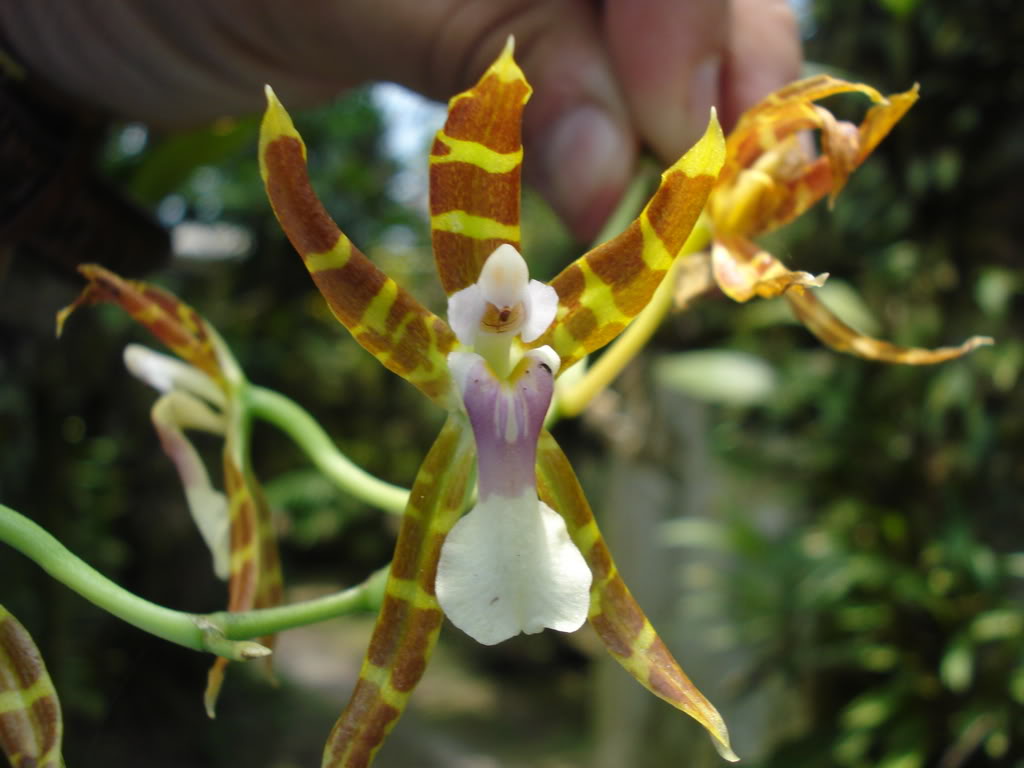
[538,111,726,372]
[322,416,475,768]
[260,87,456,405]
[429,36,529,295]
[57,263,227,384]
[0,606,63,768]
[205,428,284,718]
[786,289,993,364]
[535,434,737,762]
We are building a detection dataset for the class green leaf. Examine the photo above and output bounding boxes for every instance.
[654,349,777,406]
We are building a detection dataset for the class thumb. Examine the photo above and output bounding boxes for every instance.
[378,2,637,242]
[280,0,638,241]
[1,0,636,240]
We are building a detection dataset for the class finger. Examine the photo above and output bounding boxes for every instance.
[604,0,730,163]
[412,1,636,242]
[720,0,803,127]
[265,0,640,241]
[1,0,636,241]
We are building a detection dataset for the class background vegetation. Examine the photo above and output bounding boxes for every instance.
[1,1,1020,766]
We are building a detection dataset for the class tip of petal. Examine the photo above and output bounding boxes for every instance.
[714,736,741,763]
[961,335,995,352]
[259,84,304,180]
[491,35,525,85]
[54,304,73,338]
[670,107,726,180]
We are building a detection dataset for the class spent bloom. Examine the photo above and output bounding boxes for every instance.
[704,75,991,362]
[259,37,735,766]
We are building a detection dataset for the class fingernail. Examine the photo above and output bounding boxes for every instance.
[543,105,633,241]
[687,56,721,142]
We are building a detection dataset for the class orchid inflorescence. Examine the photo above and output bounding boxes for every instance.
[2,33,993,768]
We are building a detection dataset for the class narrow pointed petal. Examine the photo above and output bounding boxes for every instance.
[205,433,284,718]
[535,433,737,761]
[712,235,827,303]
[430,36,530,295]
[322,417,475,768]
[0,606,63,768]
[539,111,726,372]
[786,289,993,364]
[57,263,225,383]
[150,391,230,580]
[260,86,456,405]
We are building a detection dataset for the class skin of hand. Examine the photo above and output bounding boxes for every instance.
[0,0,800,241]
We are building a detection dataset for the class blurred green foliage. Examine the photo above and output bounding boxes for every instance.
[653,2,1023,766]
[0,1,1020,766]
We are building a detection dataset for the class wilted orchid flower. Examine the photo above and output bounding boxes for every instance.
[706,75,991,362]
[57,266,283,716]
[260,37,736,766]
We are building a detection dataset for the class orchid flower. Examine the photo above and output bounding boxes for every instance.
[260,37,735,766]
[706,75,992,362]
[56,266,284,716]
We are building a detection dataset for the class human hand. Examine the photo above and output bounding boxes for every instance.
[0,0,801,241]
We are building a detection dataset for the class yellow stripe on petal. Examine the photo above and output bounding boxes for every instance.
[304,239,353,274]
[430,134,523,174]
[430,210,521,243]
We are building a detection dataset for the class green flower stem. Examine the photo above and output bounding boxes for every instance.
[206,565,388,639]
[0,503,386,656]
[246,385,410,515]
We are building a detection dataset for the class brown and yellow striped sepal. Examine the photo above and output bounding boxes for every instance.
[534,434,737,761]
[537,112,726,372]
[429,36,530,296]
[205,439,285,718]
[322,417,475,768]
[0,606,64,768]
[260,88,457,406]
[56,264,223,384]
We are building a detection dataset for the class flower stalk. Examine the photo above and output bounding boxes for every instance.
[0,503,388,655]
